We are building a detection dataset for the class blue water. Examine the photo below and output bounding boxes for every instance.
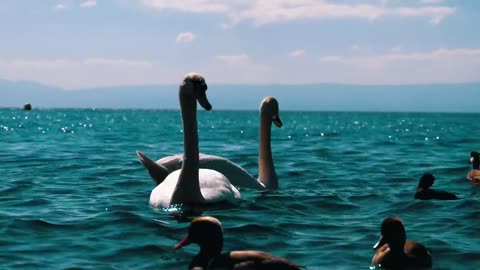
[1,109,479,269]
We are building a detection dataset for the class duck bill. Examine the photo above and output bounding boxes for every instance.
[373,235,386,249]
[173,236,191,250]
[197,91,212,111]
[273,115,283,127]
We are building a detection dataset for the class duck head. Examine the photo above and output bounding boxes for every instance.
[471,152,479,169]
[174,216,224,253]
[417,174,435,189]
[373,217,407,252]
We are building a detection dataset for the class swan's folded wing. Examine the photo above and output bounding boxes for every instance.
[199,154,265,190]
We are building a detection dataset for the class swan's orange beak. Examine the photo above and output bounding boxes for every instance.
[273,115,283,127]
[174,235,190,250]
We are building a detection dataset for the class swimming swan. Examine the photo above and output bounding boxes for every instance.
[137,97,283,190]
[149,73,241,207]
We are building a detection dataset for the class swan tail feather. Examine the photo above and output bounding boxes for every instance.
[136,150,170,185]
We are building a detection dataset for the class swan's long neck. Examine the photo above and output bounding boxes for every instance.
[258,113,278,189]
[171,90,203,204]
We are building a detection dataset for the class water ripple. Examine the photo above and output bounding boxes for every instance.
[1,109,479,269]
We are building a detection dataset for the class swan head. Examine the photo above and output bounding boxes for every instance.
[260,96,282,127]
[373,217,406,251]
[174,216,223,251]
[180,72,212,111]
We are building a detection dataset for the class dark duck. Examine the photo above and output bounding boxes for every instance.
[174,216,303,270]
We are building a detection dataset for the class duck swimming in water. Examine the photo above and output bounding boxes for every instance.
[372,217,432,269]
[414,173,458,200]
[467,151,480,184]
[174,216,303,270]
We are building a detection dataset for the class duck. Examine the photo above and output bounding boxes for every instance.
[467,151,480,184]
[137,96,283,190]
[148,73,241,208]
[174,216,303,270]
[372,217,432,269]
[414,173,459,200]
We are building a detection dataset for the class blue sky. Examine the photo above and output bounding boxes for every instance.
[0,0,479,89]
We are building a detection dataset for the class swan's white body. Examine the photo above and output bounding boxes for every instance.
[138,96,282,191]
[144,153,264,189]
[149,169,241,208]
[146,73,241,207]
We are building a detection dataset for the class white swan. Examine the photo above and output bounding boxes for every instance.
[149,73,241,208]
[137,96,283,190]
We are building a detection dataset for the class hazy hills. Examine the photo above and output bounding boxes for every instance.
[0,79,479,112]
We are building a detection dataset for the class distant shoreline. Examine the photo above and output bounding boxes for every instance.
[2,80,479,113]
[0,107,478,114]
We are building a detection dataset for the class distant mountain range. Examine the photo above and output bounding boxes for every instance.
[0,79,479,112]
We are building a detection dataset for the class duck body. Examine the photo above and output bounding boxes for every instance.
[149,169,241,208]
[373,241,432,269]
[206,251,302,270]
[414,174,458,200]
[467,169,480,183]
[414,188,458,200]
[468,152,480,184]
[372,217,432,269]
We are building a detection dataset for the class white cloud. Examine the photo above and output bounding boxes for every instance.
[419,0,444,4]
[351,44,361,51]
[208,49,480,84]
[143,0,229,13]
[2,50,479,88]
[216,53,250,64]
[313,48,480,84]
[142,0,456,26]
[0,58,154,89]
[337,48,480,64]
[319,55,342,62]
[80,0,96,8]
[391,6,455,24]
[289,49,306,57]
[2,58,152,69]
[176,32,196,44]
[81,58,152,67]
[54,4,65,10]
[391,45,402,53]
[381,48,480,61]
[212,53,272,82]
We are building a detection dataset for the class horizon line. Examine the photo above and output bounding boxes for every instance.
[1,107,478,114]
[2,78,480,91]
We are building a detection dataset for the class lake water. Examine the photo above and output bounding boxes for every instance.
[1,109,479,269]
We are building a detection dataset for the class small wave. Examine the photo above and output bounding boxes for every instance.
[11,198,51,207]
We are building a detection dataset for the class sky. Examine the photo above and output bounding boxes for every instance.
[0,0,479,89]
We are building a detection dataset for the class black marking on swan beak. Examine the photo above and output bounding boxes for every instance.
[273,115,283,127]
[197,91,212,111]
